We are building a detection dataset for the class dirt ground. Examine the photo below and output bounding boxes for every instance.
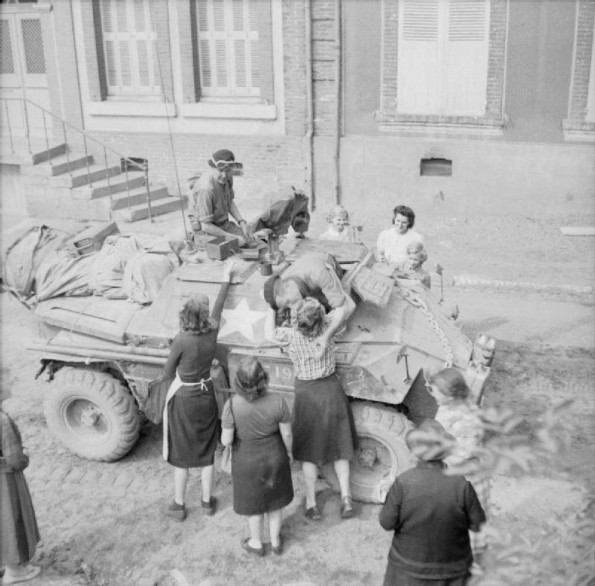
[1,285,594,586]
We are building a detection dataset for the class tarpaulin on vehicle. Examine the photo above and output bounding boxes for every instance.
[35,251,94,302]
[123,251,178,305]
[3,225,73,305]
[87,235,144,299]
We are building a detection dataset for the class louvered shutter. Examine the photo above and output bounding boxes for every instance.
[100,0,160,97]
[197,0,260,98]
[397,0,489,116]
[444,0,489,115]
[397,0,441,114]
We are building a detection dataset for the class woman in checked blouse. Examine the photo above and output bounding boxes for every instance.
[275,297,358,521]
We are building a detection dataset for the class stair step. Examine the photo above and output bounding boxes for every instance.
[109,185,169,210]
[0,139,66,165]
[74,171,146,199]
[114,197,185,222]
[49,163,122,188]
[31,143,68,164]
[23,152,94,177]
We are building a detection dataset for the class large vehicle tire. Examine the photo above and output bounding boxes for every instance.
[322,401,415,504]
[44,367,141,461]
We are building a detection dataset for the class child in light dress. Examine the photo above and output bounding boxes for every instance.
[394,241,431,289]
[319,205,358,243]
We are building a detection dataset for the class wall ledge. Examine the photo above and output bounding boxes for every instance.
[87,101,176,118]
[180,102,277,120]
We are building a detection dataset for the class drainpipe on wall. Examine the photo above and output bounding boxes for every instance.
[333,0,342,205]
[304,0,315,210]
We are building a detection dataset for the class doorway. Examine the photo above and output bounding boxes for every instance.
[0,1,51,140]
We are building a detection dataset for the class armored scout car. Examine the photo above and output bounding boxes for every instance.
[20,234,494,504]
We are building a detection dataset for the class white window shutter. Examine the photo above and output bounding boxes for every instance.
[100,0,159,97]
[444,0,489,115]
[397,0,441,114]
[196,0,260,98]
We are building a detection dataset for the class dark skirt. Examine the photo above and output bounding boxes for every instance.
[1,471,40,565]
[292,373,358,466]
[166,381,219,468]
[232,432,294,516]
[383,564,471,586]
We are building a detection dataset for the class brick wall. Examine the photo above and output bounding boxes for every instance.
[311,0,339,137]
[282,0,307,137]
[568,0,595,120]
[88,131,306,212]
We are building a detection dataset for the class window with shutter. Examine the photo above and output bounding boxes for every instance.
[196,0,260,98]
[99,0,160,98]
[397,0,489,116]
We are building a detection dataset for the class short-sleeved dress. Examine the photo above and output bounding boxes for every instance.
[280,322,358,467]
[221,392,294,516]
[162,281,230,468]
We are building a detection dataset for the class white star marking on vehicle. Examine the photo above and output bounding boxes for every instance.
[218,298,268,342]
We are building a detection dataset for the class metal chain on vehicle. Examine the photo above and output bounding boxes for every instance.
[400,288,454,368]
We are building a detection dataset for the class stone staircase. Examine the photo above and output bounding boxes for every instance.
[4,139,184,222]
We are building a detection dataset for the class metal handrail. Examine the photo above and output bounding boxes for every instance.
[1,96,152,219]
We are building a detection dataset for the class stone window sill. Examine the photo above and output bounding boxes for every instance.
[87,101,176,118]
[376,113,506,135]
[181,102,277,120]
[563,119,595,142]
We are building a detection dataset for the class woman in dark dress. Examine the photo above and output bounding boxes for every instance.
[1,409,41,584]
[221,357,294,556]
[275,297,358,521]
[162,259,235,522]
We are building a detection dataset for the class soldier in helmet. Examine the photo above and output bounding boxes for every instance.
[190,149,251,247]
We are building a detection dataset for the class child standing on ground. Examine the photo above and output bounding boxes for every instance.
[162,259,236,522]
[319,205,358,243]
[1,409,41,585]
[426,367,491,557]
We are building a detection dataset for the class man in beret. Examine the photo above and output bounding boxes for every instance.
[190,149,250,246]
[379,419,486,585]
[263,251,355,353]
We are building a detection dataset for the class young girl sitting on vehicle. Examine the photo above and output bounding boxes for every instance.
[394,241,431,289]
[319,205,358,243]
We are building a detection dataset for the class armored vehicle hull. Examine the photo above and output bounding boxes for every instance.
[28,239,494,503]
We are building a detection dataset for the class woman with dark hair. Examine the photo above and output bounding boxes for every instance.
[221,357,293,557]
[275,297,358,522]
[376,204,425,266]
[161,259,236,522]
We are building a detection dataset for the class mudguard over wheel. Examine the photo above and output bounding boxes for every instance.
[44,367,140,461]
[323,401,415,504]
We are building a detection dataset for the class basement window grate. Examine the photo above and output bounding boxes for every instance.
[121,157,148,173]
[420,158,452,177]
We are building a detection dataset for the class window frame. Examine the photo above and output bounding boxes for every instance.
[377,0,507,133]
[178,0,274,109]
[97,0,161,100]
